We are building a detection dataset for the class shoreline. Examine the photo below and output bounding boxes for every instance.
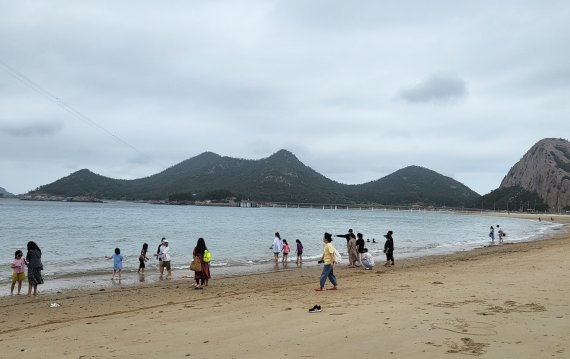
[2,223,567,305]
[1,212,564,297]
[1,216,569,357]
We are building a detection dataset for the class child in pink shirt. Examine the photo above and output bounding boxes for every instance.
[11,250,27,295]
[282,240,290,263]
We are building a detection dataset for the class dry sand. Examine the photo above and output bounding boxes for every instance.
[1,214,569,358]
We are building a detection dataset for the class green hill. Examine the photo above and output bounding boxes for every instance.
[31,150,480,206]
[352,166,479,207]
[468,186,549,212]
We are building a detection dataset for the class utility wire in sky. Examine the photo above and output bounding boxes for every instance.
[0,59,145,156]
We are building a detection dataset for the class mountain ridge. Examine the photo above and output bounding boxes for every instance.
[30,149,478,206]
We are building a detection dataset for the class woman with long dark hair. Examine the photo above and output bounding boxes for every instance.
[138,243,149,274]
[192,237,211,289]
[26,241,43,296]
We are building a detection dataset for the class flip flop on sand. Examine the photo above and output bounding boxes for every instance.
[314,288,324,291]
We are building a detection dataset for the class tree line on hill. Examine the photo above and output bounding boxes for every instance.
[28,148,556,211]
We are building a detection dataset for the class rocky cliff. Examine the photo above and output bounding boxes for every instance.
[500,138,570,211]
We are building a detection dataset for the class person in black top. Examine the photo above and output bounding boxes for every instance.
[335,229,354,244]
[383,231,394,266]
[26,241,44,296]
[356,233,365,263]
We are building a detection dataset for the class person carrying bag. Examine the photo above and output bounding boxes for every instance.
[192,238,211,289]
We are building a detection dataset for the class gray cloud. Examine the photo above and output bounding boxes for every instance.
[399,73,467,103]
[0,1,569,195]
[0,121,63,137]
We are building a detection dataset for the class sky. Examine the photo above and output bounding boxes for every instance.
[1,1,569,195]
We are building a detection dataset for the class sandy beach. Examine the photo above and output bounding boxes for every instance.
[1,214,568,358]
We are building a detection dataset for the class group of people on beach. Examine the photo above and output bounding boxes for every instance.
[10,229,396,296]
[334,228,395,269]
[488,225,507,244]
[10,241,43,296]
[9,237,213,296]
[313,229,396,291]
[270,232,304,265]
[106,237,212,289]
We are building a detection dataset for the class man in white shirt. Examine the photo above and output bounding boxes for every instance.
[161,240,172,280]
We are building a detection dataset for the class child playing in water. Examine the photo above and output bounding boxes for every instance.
[138,243,149,274]
[295,239,303,265]
[10,250,27,295]
[282,239,290,263]
[106,248,123,279]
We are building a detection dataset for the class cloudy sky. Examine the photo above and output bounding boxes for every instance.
[1,1,569,195]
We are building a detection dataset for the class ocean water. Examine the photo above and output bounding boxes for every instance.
[0,199,562,295]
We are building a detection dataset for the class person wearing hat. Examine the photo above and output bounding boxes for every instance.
[161,239,172,280]
[383,231,395,267]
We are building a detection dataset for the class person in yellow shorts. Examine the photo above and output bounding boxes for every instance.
[11,250,27,295]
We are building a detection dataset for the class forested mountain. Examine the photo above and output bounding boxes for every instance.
[352,166,479,207]
[468,186,549,212]
[30,149,479,206]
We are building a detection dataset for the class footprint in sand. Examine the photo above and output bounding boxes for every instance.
[486,300,546,314]
[431,318,497,336]
[443,337,489,356]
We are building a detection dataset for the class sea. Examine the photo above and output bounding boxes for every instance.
[0,198,563,296]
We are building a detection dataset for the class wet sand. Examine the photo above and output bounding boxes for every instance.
[1,214,568,358]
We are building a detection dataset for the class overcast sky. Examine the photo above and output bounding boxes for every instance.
[1,1,569,195]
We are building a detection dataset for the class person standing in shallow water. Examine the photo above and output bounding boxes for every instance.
[138,243,149,274]
[155,238,166,276]
[161,240,172,280]
[383,231,395,267]
[26,241,43,296]
[270,232,283,264]
[282,239,290,263]
[105,248,123,280]
[489,226,495,243]
[295,239,304,265]
[497,225,506,244]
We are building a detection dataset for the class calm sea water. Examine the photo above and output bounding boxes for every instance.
[0,199,562,295]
